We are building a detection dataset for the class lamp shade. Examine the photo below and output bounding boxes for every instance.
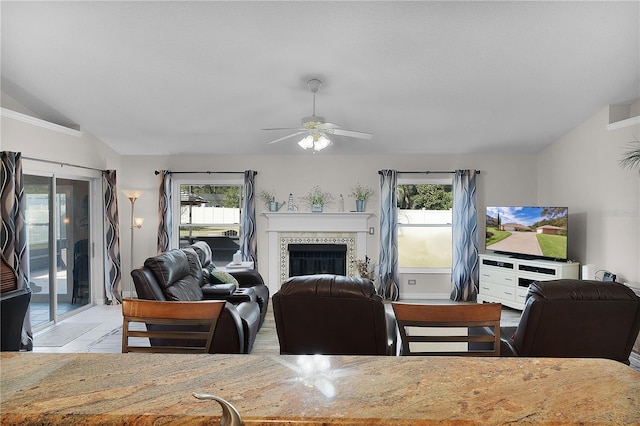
[122,189,144,200]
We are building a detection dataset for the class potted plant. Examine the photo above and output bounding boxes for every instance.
[354,255,377,281]
[260,189,282,211]
[619,139,640,173]
[350,183,374,212]
[301,186,334,212]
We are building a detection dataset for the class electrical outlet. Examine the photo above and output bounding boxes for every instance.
[408,279,417,285]
[368,227,375,235]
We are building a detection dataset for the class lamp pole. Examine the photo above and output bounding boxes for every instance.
[122,190,143,300]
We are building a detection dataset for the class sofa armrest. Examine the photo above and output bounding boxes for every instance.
[499,326,519,357]
[385,310,398,356]
[229,269,264,287]
[210,302,245,354]
[201,283,236,298]
[226,287,257,304]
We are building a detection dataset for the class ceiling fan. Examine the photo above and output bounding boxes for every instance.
[263,79,373,151]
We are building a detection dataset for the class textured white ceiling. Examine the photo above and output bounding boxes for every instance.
[2,1,638,156]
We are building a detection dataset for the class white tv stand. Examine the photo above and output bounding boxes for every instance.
[477,253,580,310]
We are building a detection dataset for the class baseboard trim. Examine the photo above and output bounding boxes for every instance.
[397,293,451,300]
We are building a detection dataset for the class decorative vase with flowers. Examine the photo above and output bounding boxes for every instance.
[350,183,374,212]
[301,186,334,213]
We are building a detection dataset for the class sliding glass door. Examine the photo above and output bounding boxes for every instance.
[24,174,91,328]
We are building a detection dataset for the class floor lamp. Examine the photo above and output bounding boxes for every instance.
[122,189,144,299]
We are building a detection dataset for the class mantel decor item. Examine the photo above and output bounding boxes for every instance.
[354,255,377,281]
[287,193,298,211]
[350,183,374,212]
[619,139,640,173]
[260,189,284,211]
[301,185,334,213]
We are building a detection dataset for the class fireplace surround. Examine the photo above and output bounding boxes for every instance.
[264,212,373,293]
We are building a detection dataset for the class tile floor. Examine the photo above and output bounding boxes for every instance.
[32,304,125,353]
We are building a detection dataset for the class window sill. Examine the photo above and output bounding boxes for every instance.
[398,268,451,274]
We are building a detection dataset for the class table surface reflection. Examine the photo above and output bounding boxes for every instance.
[1,353,639,425]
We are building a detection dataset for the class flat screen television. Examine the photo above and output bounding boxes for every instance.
[485,206,569,261]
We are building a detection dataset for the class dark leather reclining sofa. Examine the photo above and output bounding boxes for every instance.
[131,242,269,354]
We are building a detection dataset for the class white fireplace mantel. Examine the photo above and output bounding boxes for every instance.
[263,212,374,293]
[263,212,373,233]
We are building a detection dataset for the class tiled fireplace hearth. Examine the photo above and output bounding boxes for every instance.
[264,212,373,293]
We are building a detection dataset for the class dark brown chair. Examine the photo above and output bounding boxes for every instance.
[1,256,31,351]
[272,274,396,355]
[500,279,640,364]
[392,302,502,356]
[122,298,225,353]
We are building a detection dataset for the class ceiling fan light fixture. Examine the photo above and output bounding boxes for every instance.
[314,134,331,151]
[264,78,372,149]
[298,135,314,149]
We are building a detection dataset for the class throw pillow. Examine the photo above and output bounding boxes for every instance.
[207,270,239,289]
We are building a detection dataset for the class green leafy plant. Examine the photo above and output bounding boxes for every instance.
[619,139,640,173]
[301,185,334,206]
[349,183,374,201]
[259,189,276,203]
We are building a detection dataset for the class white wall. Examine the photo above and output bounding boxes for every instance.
[119,153,537,298]
[537,106,640,284]
[10,96,636,297]
[1,107,122,303]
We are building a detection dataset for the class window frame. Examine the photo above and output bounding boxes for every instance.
[397,176,453,274]
[171,177,244,250]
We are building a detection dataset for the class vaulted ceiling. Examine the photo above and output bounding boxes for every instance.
[2,1,638,156]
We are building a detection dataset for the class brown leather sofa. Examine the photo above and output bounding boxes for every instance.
[273,274,397,355]
[131,245,265,353]
[500,279,640,364]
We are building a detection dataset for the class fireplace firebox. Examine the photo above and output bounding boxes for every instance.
[288,244,347,277]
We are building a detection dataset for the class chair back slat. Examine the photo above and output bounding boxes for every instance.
[122,299,224,354]
[392,302,502,357]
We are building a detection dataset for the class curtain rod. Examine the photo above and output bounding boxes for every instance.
[22,156,105,172]
[378,170,481,175]
[154,170,253,175]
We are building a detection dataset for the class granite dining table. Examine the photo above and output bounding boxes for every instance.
[1,352,639,425]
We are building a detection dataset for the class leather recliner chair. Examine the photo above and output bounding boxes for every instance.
[1,288,32,351]
[190,241,269,327]
[273,274,397,355]
[131,248,261,353]
[500,279,640,364]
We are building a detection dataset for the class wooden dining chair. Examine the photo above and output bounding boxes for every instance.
[391,302,502,356]
[122,299,225,354]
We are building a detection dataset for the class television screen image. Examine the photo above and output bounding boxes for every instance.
[485,206,568,260]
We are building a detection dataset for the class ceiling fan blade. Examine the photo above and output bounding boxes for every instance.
[267,131,306,144]
[332,129,373,139]
[320,122,341,129]
[262,127,303,131]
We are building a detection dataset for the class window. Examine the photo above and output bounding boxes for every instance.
[177,182,243,266]
[397,178,452,271]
